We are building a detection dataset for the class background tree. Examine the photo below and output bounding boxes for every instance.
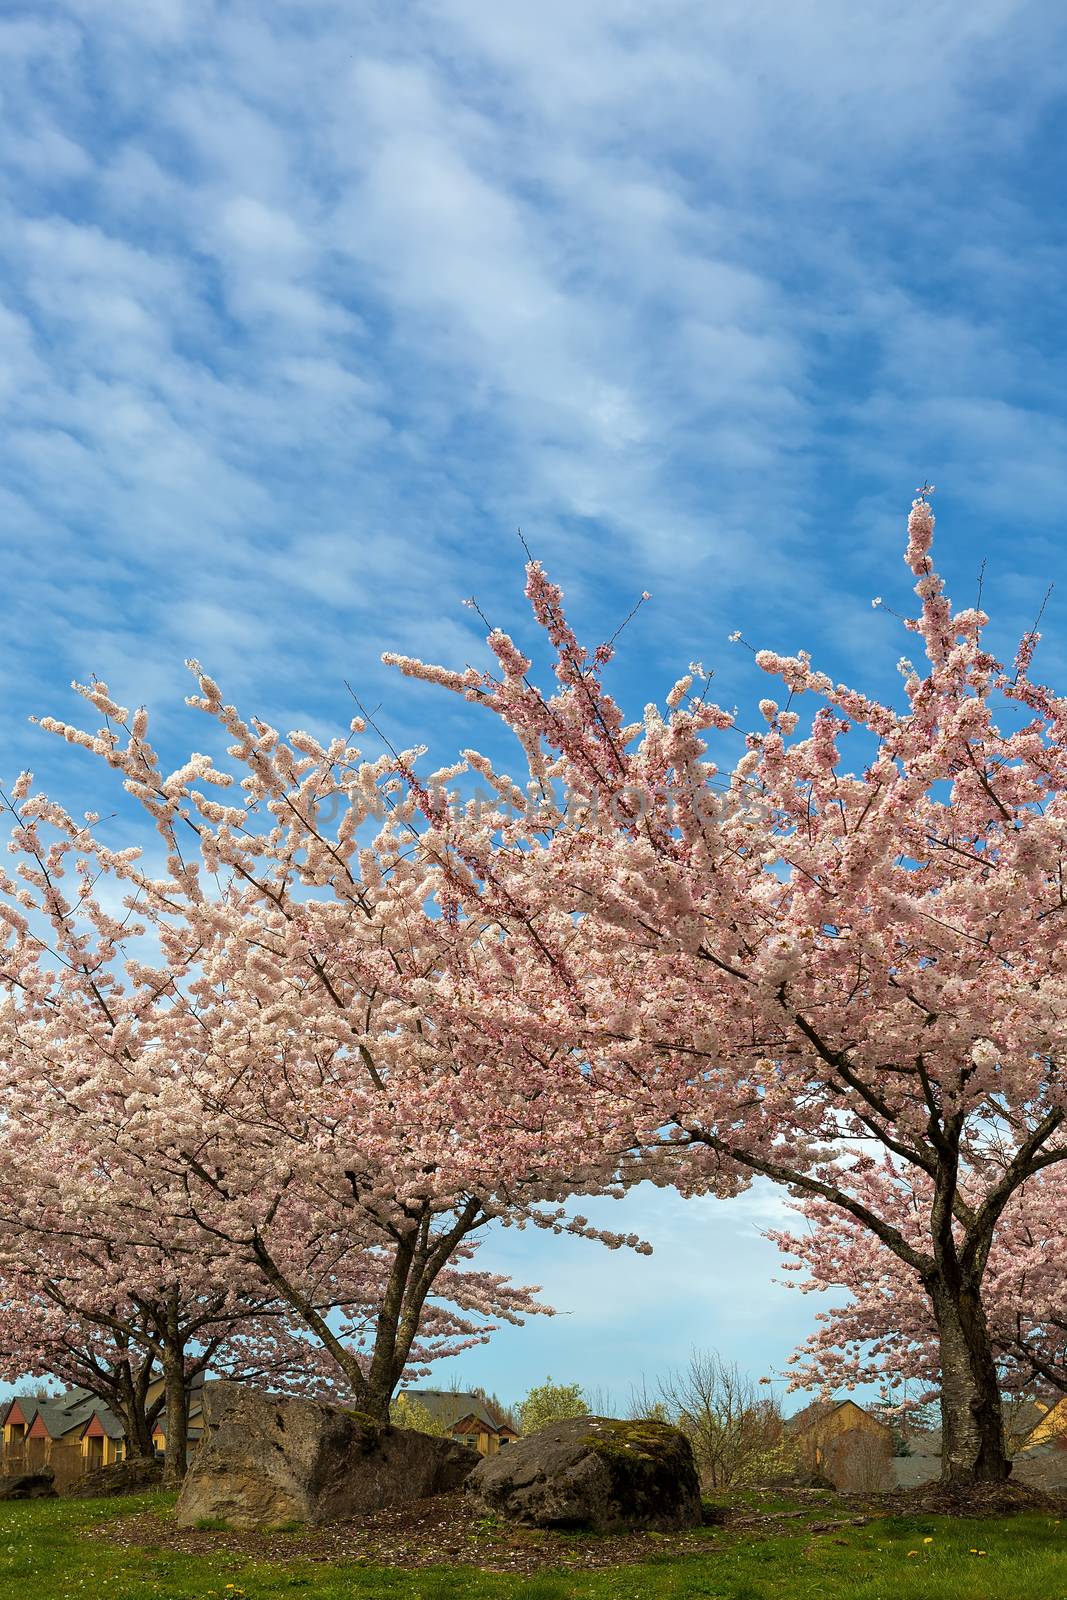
[649,1350,794,1490]
[517,1377,589,1435]
[1,668,640,1434]
[0,1291,164,1459]
[0,1139,353,1479]
[388,1393,451,1435]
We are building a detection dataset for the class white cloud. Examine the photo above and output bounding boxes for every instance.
[2,0,1066,1394]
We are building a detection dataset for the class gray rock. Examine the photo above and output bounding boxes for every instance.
[175,1383,478,1530]
[0,1469,56,1500]
[467,1415,702,1531]
[67,1456,164,1498]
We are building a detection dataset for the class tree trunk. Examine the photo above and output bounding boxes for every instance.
[111,1356,159,1459]
[363,1233,416,1424]
[930,1279,1010,1484]
[161,1297,189,1485]
[112,1394,157,1459]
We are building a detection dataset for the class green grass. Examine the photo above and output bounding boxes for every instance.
[0,1492,1065,1600]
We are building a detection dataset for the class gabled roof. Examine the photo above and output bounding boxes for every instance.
[29,1389,103,1440]
[400,1389,511,1434]
[1,1396,40,1429]
[80,1407,125,1442]
[2,1375,205,1445]
[784,1398,888,1435]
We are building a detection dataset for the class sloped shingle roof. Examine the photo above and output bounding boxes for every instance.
[4,1372,206,1445]
[400,1389,510,1433]
[784,1398,891,1436]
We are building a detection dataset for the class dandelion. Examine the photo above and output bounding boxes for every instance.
[922,1536,933,1544]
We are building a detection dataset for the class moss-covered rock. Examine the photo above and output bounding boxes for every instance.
[0,1468,55,1500]
[66,1456,163,1498]
[467,1415,701,1532]
[175,1382,477,1529]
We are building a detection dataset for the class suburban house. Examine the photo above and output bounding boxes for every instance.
[0,1373,206,1484]
[784,1397,892,1464]
[1,1389,127,1483]
[399,1389,520,1455]
[784,1397,895,1490]
[1010,1395,1067,1450]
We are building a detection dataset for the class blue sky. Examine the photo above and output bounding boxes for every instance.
[3,0,1067,1410]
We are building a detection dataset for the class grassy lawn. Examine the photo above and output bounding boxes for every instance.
[2,1492,1066,1600]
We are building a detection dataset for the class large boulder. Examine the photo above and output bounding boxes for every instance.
[0,1469,56,1500]
[175,1383,478,1530]
[467,1416,702,1531]
[67,1456,164,1498]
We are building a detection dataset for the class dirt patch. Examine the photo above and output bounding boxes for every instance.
[93,1492,732,1574]
[91,1482,1062,1575]
[897,1479,1064,1519]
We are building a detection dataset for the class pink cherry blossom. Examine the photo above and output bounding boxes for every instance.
[387,492,1067,1488]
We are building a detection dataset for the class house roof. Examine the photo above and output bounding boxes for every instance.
[3,1373,205,1445]
[1009,1399,1062,1438]
[400,1390,511,1434]
[27,1388,104,1440]
[1,1396,40,1429]
[784,1398,889,1436]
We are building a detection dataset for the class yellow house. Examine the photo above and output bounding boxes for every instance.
[1,1373,206,1479]
[784,1398,894,1470]
[397,1389,520,1455]
[1,1397,33,1453]
[0,1390,126,1475]
[1013,1396,1067,1449]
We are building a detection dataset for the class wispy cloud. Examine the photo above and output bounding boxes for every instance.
[2,0,1065,1388]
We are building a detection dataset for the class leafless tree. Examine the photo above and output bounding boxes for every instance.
[821,1428,894,1493]
[631,1350,795,1489]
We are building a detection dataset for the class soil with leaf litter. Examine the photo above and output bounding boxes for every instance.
[91,1490,877,1574]
[92,1482,1064,1574]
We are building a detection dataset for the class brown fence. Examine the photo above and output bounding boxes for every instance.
[1,1439,92,1492]
[820,1428,895,1493]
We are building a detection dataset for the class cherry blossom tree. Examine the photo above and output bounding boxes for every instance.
[773,1167,1067,1410]
[0,679,637,1439]
[0,1262,338,1474]
[0,1118,366,1478]
[0,1292,165,1458]
[386,491,1067,1486]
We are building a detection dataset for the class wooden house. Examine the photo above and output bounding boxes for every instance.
[0,1372,206,1481]
[399,1389,520,1455]
[1011,1396,1067,1450]
[784,1397,894,1486]
[0,1389,126,1484]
